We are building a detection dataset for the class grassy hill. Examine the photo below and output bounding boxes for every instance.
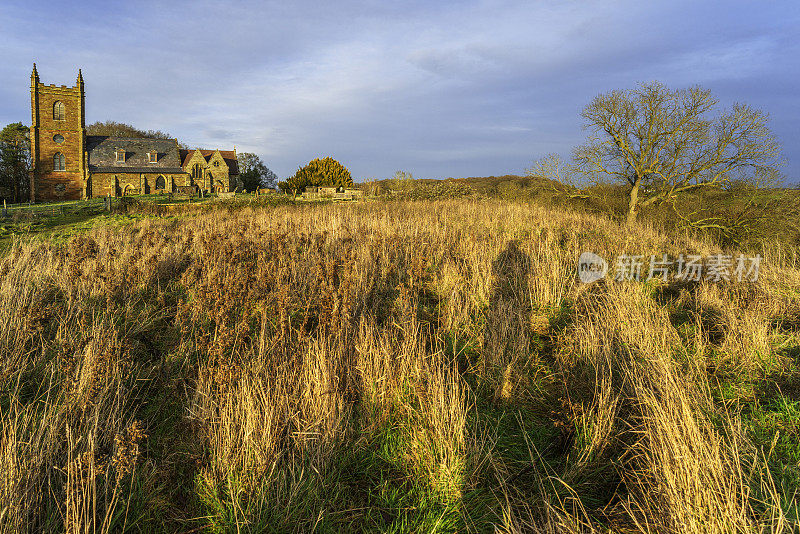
[1,198,798,532]
[367,176,800,252]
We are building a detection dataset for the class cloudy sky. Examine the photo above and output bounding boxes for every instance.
[0,0,797,181]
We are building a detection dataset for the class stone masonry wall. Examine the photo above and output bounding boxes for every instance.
[32,83,85,201]
[91,173,190,197]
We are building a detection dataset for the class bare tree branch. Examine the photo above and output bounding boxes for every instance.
[574,82,781,226]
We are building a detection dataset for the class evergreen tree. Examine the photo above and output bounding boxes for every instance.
[278,157,353,198]
[237,153,277,192]
[0,123,31,203]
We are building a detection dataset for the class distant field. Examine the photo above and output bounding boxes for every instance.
[1,198,798,532]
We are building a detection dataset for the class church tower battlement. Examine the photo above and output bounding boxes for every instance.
[29,64,87,201]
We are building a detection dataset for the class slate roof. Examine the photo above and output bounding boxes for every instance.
[180,149,240,175]
[179,149,199,167]
[88,166,186,173]
[87,136,186,174]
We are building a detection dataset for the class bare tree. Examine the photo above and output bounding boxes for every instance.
[393,170,413,187]
[86,120,188,149]
[526,153,590,199]
[527,153,571,182]
[574,82,781,225]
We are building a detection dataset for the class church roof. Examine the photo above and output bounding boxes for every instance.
[180,149,239,175]
[87,136,186,173]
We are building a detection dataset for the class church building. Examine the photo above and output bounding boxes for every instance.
[29,65,239,201]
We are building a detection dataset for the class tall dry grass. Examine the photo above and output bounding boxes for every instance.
[0,199,797,532]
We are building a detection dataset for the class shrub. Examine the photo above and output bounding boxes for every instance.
[279,157,353,196]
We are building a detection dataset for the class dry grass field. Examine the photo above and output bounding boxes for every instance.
[1,199,798,532]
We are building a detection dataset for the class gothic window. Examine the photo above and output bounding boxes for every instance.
[53,152,65,171]
[192,164,203,184]
[53,101,65,121]
[155,175,166,190]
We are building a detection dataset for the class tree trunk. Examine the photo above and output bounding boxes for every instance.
[626,177,642,226]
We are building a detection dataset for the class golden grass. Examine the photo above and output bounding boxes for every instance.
[0,199,798,532]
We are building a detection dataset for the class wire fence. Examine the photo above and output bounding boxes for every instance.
[0,197,111,219]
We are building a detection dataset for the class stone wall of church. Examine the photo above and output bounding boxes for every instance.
[90,173,190,197]
[206,167,230,193]
[31,83,85,201]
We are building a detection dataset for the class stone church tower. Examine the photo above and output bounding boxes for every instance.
[29,64,87,201]
[27,66,239,201]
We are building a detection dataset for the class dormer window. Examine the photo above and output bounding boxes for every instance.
[148,152,157,163]
[213,161,220,167]
[116,150,125,163]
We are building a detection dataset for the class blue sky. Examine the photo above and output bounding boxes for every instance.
[1,0,798,182]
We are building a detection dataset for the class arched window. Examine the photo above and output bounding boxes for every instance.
[53,101,65,121]
[53,152,65,171]
[155,175,166,190]
[192,164,203,184]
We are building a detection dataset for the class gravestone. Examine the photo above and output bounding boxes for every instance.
[176,185,198,197]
